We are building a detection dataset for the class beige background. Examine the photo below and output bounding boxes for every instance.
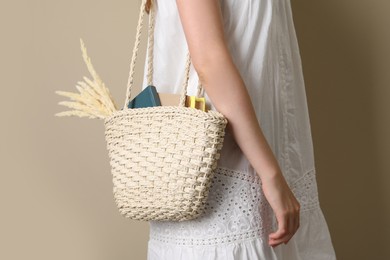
[1,0,388,259]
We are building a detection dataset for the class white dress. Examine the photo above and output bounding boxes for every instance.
[141,0,337,259]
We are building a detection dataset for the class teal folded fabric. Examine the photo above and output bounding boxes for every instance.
[127,85,161,109]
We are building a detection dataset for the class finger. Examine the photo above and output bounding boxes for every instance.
[283,214,296,244]
[269,215,289,241]
[284,208,300,244]
[269,211,290,239]
[270,240,284,247]
[292,206,300,234]
[269,234,290,247]
[269,225,288,241]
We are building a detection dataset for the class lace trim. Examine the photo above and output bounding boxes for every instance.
[217,166,320,212]
[290,168,320,212]
[149,167,320,246]
[150,227,266,247]
[215,166,261,185]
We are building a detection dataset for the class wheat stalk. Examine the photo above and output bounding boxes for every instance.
[54,38,119,119]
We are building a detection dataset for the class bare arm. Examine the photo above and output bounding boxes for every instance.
[175,0,279,181]
[176,0,300,247]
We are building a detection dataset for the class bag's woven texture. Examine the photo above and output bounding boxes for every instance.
[103,0,228,221]
[104,107,226,221]
[55,0,227,221]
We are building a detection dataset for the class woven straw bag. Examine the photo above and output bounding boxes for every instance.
[55,0,228,222]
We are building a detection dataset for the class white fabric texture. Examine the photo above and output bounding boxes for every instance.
[141,0,337,259]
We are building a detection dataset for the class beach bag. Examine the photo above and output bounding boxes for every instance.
[55,0,228,221]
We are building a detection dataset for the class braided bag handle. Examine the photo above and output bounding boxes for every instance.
[123,0,204,110]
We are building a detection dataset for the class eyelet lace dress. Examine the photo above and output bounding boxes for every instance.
[142,0,337,259]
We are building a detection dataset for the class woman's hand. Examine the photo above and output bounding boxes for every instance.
[261,171,301,247]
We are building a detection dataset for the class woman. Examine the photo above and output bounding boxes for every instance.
[142,0,337,259]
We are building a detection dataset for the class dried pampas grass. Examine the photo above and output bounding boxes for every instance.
[55,38,118,119]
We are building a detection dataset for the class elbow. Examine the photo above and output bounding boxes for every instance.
[189,44,232,82]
